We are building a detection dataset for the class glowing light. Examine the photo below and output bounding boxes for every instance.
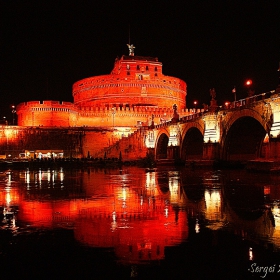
[168,125,180,146]
[5,192,11,205]
[11,216,16,229]
[204,189,222,222]
[249,247,253,261]
[145,131,155,148]
[195,219,200,233]
[264,185,270,195]
[60,168,64,182]
[140,195,143,206]
[169,176,180,204]
[26,171,30,185]
[111,211,117,231]
[6,171,12,187]
[38,169,42,183]
[203,114,220,143]
[47,169,51,183]
[164,206,168,217]
[245,79,253,86]
[145,172,156,193]
[122,187,127,201]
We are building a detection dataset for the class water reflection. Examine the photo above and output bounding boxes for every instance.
[1,167,280,273]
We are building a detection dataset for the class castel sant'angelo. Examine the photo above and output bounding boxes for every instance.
[17,45,187,128]
[10,45,192,159]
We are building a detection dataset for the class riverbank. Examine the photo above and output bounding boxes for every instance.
[0,158,123,170]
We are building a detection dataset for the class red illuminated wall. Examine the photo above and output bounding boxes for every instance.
[17,101,78,127]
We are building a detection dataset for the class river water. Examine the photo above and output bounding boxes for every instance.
[1,166,280,279]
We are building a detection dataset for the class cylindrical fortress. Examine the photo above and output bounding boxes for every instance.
[16,54,187,127]
[72,55,187,110]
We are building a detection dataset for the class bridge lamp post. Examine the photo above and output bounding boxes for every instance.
[225,102,229,109]
[232,86,236,102]
[193,101,198,112]
[245,79,254,97]
[11,105,16,125]
[245,79,252,87]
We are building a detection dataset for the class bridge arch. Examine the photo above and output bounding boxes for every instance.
[180,122,204,161]
[221,109,270,161]
[155,130,170,159]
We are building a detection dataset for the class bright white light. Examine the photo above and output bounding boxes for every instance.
[5,192,11,205]
[26,170,30,184]
[47,169,51,182]
[195,219,200,233]
[140,195,143,206]
[60,168,64,182]
[122,187,127,201]
[249,247,253,261]
[164,205,168,218]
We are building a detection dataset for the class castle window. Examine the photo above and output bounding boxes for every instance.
[155,73,158,77]
[137,65,140,70]
[155,67,157,71]
[127,71,130,75]
[146,66,149,70]
[127,65,130,70]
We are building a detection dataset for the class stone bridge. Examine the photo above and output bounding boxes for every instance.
[142,90,280,164]
[91,88,280,165]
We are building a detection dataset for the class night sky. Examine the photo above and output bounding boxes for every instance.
[1,0,280,122]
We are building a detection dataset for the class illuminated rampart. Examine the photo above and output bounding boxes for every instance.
[17,101,78,127]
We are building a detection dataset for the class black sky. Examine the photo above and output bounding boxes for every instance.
[1,0,280,122]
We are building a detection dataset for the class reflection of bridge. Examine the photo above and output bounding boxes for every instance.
[144,90,280,163]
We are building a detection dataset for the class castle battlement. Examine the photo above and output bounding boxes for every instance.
[17,100,76,108]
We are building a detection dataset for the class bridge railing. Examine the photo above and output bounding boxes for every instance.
[224,90,276,110]
[179,112,204,123]
[147,90,278,129]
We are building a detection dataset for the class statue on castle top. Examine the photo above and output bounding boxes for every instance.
[127,44,135,56]
[210,88,216,100]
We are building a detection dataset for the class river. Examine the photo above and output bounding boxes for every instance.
[0,166,280,279]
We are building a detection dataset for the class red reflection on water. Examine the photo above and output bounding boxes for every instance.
[15,168,188,264]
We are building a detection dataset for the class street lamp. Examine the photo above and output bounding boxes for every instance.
[225,101,229,109]
[245,79,254,97]
[245,79,252,87]
[193,101,198,112]
[11,105,16,125]
[232,86,236,102]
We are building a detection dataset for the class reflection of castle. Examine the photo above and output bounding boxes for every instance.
[16,46,187,128]
[4,168,280,264]
[2,168,188,265]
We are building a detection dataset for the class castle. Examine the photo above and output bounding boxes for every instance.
[9,46,191,159]
[16,45,187,130]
